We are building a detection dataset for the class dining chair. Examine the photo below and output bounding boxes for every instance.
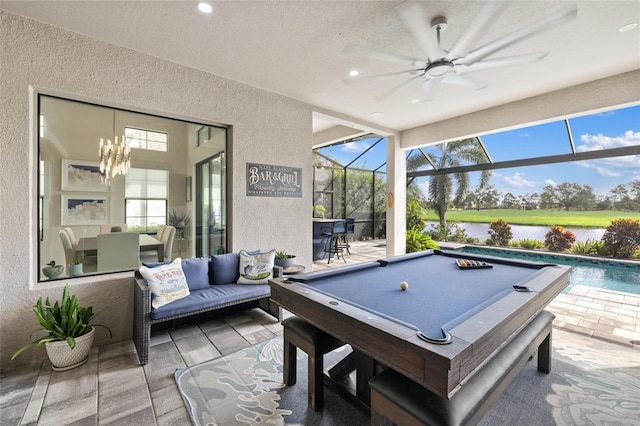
[161,225,176,262]
[97,232,140,272]
[99,223,129,234]
[59,229,76,273]
[155,224,167,240]
[63,227,78,247]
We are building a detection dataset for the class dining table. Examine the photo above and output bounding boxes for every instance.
[77,233,164,262]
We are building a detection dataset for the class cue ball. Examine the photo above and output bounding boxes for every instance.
[400,281,408,291]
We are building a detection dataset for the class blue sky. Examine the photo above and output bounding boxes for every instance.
[317,104,640,198]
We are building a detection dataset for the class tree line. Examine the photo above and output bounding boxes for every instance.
[464,180,640,212]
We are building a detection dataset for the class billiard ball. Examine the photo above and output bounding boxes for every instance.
[400,281,408,291]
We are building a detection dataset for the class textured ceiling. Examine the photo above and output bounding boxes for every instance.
[2,1,639,133]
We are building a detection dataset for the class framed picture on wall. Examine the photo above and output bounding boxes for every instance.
[61,159,107,192]
[61,195,109,225]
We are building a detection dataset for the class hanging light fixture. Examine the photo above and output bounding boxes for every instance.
[99,111,131,185]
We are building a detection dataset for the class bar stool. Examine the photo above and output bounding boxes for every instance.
[321,220,347,264]
[282,316,344,410]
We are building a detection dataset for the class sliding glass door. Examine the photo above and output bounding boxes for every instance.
[195,153,226,256]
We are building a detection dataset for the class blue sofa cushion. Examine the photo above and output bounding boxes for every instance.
[209,253,240,285]
[143,257,209,291]
[179,257,209,290]
[150,284,270,320]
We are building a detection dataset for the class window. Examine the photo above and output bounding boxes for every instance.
[37,94,228,282]
[125,168,169,233]
[125,127,168,152]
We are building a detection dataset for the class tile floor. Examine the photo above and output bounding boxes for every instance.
[2,240,638,425]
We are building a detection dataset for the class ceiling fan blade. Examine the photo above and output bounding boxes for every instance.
[442,73,488,90]
[344,43,423,66]
[344,69,422,85]
[455,52,547,74]
[397,2,447,61]
[459,7,577,66]
[421,77,444,101]
[446,1,506,60]
[376,74,424,101]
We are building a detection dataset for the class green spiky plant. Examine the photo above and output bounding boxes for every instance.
[11,284,112,360]
[275,250,291,259]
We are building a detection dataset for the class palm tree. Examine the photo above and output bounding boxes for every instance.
[407,138,491,228]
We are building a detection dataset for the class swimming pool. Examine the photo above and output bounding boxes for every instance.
[458,246,640,295]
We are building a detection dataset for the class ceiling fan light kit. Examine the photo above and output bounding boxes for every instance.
[344,1,577,102]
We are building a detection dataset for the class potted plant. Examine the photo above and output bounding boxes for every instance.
[42,260,64,280]
[169,209,191,229]
[274,250,297,269]
[69,252,83,277]
[11,284,112,371]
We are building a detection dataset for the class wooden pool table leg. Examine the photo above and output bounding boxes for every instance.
[356,351,375,406]
[537,328,552,374]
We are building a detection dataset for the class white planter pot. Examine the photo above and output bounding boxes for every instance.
[68,263,83,277]
[45,327,95,371]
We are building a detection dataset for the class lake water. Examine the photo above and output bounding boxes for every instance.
[425,221,605,242]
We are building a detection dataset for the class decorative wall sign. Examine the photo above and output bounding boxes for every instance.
[62,195,109,225]
[61,159,107,192]
[246,163,302,198]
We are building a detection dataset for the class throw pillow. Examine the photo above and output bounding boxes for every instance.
[209,253,240,285]
[237,249,276,284]
[143,257,209,291]
[139,257,190,308]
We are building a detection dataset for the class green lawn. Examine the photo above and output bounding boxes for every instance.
[421,209,639,228]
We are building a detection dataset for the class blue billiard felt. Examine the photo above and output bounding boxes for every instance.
[296,252,543,340]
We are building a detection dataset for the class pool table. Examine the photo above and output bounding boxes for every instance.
[269,249,570,401]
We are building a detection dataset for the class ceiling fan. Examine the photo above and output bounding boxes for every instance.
[344,1,577,101]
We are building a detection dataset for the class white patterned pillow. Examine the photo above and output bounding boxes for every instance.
[237,249,276,284]
[139,257,190,308]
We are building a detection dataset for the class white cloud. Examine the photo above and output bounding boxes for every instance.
[577,130,640,151]
[341,141,370,153]
[575,162,623,177]
[502,172,536,189]
[595,167,622,177]
[544,179,557,186]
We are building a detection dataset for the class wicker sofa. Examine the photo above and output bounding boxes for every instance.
[133,252,282,365]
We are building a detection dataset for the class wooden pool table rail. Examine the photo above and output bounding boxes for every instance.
[269,251,570,400]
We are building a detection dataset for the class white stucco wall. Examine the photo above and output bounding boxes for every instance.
[0,11,318,370]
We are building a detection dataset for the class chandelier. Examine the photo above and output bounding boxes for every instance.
[98,135,131,185]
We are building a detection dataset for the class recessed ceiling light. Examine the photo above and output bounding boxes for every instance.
[198,2,213,14]
[618,22,638,32]
[349,70,359,77]
[370,112,384,118]
[410,98,420,103]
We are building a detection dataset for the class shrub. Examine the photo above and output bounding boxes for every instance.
[601,218,640,258]
[511,238,544,249]
[406,226,440,253]
[426,222,469,243]
[571,239,599,255]
[487,219,513,246]
[465,236,480,244]
[406,200,426,231]
[544,225,576,252]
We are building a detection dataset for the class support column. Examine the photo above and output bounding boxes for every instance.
[385,135,406,257]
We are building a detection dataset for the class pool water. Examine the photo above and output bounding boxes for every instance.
[458,246,640,295]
